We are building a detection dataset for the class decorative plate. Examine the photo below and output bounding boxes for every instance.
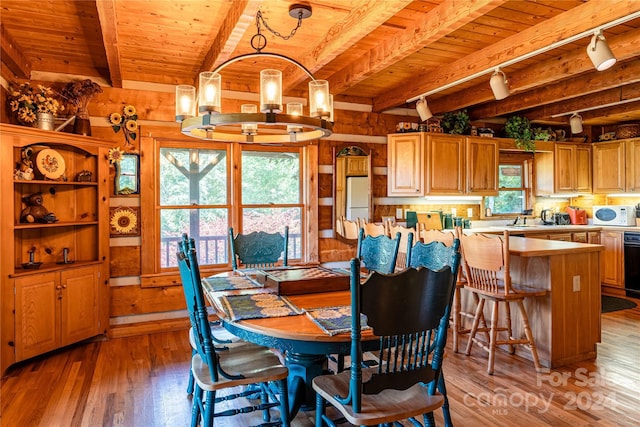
[35,148,66,180]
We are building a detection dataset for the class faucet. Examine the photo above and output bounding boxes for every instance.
[512,216,521,226]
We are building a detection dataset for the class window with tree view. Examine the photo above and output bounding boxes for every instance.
[484,159,530,215]
[159,145,229,268]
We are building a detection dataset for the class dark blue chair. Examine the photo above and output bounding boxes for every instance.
[229,226,289,270]
[312,258,459,426]
[177,234,290,427]
[356,228,401,274]
[407,234,461,427]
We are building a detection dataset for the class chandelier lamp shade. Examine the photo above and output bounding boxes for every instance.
[489,68,510,100]
[570,113,583,134]
[415,97,432,121]
[175,5,333,144]
[587,29,617,71]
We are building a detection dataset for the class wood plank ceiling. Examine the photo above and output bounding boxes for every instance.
[2,0,640,129]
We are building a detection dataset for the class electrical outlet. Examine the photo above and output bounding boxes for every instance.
[396,208,403,219]
[573,276,580,292]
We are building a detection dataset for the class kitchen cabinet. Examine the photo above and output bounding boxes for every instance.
[535,142,591,195]
[387,133,423,196]
[466,137,499,195]
[345,156,368,176]
[0,124,110,371]
[600,230,624,289]
[387,133,498,196]
[592,139,640,194]
[15,265,99,361]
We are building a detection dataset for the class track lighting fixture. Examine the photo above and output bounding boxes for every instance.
[570,113,583,134]
[489,68,510,100]
[586,29,617,71]
[416,97,432,121]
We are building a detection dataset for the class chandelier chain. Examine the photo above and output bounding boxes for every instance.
[256,10,304,41]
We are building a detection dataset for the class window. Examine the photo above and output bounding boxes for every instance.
[146,140,305,274]
[484,154,532,215]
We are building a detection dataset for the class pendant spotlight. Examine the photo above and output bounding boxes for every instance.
[570,113,583,134]
[489,68,510,100]
[586,29,617,71]
[415,97,433,121]
[175,5,333,144]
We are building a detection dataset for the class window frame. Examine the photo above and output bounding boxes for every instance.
[483,152,534,217]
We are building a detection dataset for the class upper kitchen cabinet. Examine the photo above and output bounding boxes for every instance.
[592,138,639,194]
[535,142,591,195]
[387,133,424,196]
[466,137,499,195]
[387,133,497,196]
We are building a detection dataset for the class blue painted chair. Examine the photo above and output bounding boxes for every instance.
[356,227,401,274]
[177,234,290,427]
[312,258,459,426]
[229,226,289,270]
[406,234,461,427]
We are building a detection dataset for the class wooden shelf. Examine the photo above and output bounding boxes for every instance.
[14,180,98,186]
[14,221,99,229]
[9,260,103,278]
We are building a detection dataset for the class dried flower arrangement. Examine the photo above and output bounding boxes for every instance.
[61,79,102,117]
[109,105,138,146]
[7,83,64,124]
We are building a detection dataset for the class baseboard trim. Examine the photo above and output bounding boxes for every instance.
[108,318,190,339]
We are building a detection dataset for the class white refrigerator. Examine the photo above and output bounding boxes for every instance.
[345,176,369,221]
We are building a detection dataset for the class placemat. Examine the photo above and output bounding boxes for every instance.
[218,293,303,321]
[305,306,370,336]
[201,275,263,292]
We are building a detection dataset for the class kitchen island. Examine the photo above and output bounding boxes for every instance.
[461,235,603,368]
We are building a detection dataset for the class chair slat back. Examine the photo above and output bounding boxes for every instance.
[356,228,401,274]
[229,226,289,269]
[177,235,220,382]
[362,222,387,237]
[388,224,415,271]
[460,231,511,296]
[346,259,457,411]
[420,228,455,246]
[341,218,359,240]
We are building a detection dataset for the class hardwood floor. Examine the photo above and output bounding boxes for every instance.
[2,298,639,427]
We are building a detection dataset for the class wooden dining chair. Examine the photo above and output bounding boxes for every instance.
[388,223,415,271]
[461,230,546,375]
[340,217,360,240]
[405,235,461,426]
[229,226,289,269]
[419,227,485,354]
[361,220,387,237]
[312,258,458,426]
[356,228,401,274]
[177,235,291,427]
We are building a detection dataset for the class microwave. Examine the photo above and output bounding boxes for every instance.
[592,205,637,226]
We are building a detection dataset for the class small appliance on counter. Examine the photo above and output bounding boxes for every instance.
[592,205,637,226]
[566,206,588,225]
[555,213,571,225]
[540,209,556,225]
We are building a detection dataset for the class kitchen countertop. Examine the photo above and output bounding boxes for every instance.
[468,223,640,233]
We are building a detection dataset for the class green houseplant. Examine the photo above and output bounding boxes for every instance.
[505,115,535,151]
[441,109,470,135]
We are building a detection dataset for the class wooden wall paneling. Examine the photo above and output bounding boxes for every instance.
[109,285,186,317]
[109,246,140,277]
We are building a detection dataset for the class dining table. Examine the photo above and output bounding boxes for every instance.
[201,266,378,417]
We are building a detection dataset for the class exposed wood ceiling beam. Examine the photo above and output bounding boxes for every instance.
[200,0,263,75]
[432,27,640,115]
[578,99,640,123]
[327,0,507,96]
[524,82,640,121]
[471,60,640,120]
[95,0,123,88]
[0,25,30,79]
[282,0,413,90]
[373,0,640,112]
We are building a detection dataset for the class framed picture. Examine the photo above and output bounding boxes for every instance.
[109,206,140,237]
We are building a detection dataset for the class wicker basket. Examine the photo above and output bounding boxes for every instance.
[616,124,639,139]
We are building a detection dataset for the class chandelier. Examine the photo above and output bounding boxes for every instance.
[175,5,333,144]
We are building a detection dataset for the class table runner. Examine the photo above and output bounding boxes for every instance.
[201,274,262,292]
[305,306,370,336]
[218,293,303,321]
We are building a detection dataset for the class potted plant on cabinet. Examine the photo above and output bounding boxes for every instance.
[505,115,535,151]
[441,109,470,135]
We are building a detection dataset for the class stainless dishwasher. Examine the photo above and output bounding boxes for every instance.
[624,232,640,297]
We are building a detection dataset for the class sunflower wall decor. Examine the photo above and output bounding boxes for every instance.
[109,105,138,147]
[109,206,140,237]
